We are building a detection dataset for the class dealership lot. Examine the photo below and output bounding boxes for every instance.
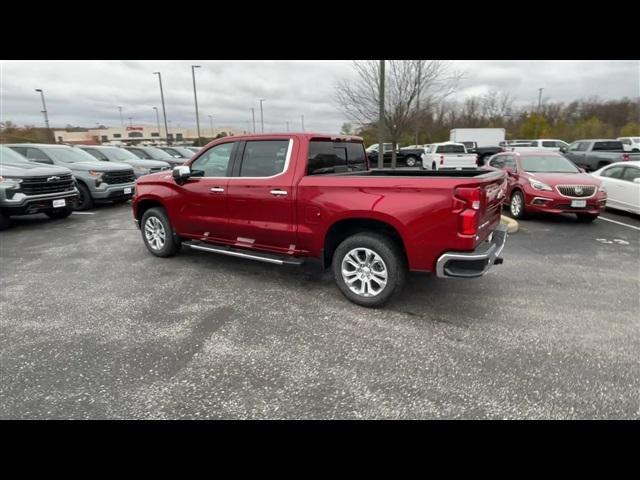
[0,204,638,419]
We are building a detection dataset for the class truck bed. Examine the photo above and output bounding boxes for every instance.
[330,168,497,178]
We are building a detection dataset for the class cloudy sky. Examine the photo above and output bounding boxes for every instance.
[1,60,638,132]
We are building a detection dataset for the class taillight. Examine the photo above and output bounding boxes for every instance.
[454,187,485,236]
[623,154,629,161]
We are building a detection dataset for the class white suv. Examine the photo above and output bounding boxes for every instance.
[617,137,640,152]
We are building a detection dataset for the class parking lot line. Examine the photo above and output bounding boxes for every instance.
[71,212,96,215]
[597,216,640,231]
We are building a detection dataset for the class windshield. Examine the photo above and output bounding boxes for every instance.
[520,155,580,173]
[145,147,174,160]
[101,147,140,161]
[174,148,195,157]
[46,147,98,163]
[0,146,30,164]
[632,138,640,143]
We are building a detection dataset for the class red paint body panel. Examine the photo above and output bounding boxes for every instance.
[133,134,508,273]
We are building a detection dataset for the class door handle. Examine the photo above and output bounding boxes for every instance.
[270,189,288,196]
[210,187,225,193]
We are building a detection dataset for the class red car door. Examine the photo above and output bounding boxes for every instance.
[171,141,236,242]
[226,138,297,254]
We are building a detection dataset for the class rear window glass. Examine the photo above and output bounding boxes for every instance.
[593,141,624,151]
[435,144,466,154]
[239,140,289,177]
[307,141,368,175]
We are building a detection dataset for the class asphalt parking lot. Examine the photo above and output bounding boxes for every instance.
[1,204,638,419]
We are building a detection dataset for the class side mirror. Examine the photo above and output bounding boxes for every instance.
[634,178,640,184]
[559,147,567,153]
[172,165,191,182]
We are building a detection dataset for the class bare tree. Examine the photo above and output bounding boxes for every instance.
[336,60,463,167]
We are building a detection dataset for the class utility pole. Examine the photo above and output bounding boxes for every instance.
[301,115,305,132]
[153,72,170,145]
[191,65,202,144]
[377,60,385,169]
[118,106,124,126]
[534,87,544,139]
[35,89,52,142]
[259,99,266,133]
[251,108,256,133]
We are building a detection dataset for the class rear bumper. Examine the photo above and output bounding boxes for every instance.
[435,224,508,278]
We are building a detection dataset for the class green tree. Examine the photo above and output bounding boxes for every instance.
[340,122,354,135]
[574,116,613,139]
[620,122,640,137]
[518,113,550,138]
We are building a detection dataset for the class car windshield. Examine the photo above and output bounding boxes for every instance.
[0,146,30,164]
[100,147,140,161]
[632,138,640,143]
[520,155,580,173]
[145,147,174,160]
[46,147,98,163]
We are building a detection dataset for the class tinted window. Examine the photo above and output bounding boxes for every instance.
[576,142,590,152]
[436,144,466,154]
[529,141,538,147]
[239,140,289,177]
[127,148,151,159]
[191,142,234,177]
[26,148,52,163]
[9,146,28,156]
[542,141,557,147]
[601,166,624,179]
[621,166,640,182]
[0,146,30,164]
[489,156,505,169]
[82,148,108,161]
[307,141,367,175]
[593,141,624,151]
[346,143,367,171]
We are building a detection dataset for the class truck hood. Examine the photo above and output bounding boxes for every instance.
[527,172,600,186]
[0,162,72,177]
[63,161,134,172]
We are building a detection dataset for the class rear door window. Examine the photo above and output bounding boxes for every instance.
[128,148,151,159]
[238,140,290,177]
[542,141,557,147]
[621,166,640,182]
[593,141,624,151]
[576,142,590,152]
[307,140,367,175]
[601,166,625,179]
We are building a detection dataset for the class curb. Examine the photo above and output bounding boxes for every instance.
[501,215,519,234]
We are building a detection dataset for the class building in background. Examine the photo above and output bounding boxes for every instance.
[53,125,247,145]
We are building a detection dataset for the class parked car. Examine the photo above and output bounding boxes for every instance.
[590,161,640,215]
[123,146,186,166]
[157,146,195,159]
[132,133,509,307]
[6,144,136,211]
[486,150,606,221]
[421,142,478,170]
[511,139,569,152]
[616,137,640,152]
[77,145,170,178]
[449,128,505,165]
[186,146,202,153]
[0,145,79,230]
[366,143,423,167]
[560,139,640,171]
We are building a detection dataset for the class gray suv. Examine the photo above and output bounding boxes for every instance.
[77,145,171,177]
[123,146,187,166]
[0,146,79,230]
[6,144,136,211]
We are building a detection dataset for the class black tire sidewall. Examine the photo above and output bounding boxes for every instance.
[405,156,416,167]
[331,232,405,308]
[141,207,179,257]
[75,182,93,211]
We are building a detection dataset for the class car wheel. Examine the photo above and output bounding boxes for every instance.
[74,182,94,211]
[576,214,598,222]
[509,190,527,219]
[405,156,417,167]
[141,207,181,257]
[332,232,406,308]
[46,207,73,220]
[0,210,11,231]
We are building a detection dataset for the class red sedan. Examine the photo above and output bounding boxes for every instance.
[486,151,607,222]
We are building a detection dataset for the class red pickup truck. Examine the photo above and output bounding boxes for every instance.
[132,133,509,307]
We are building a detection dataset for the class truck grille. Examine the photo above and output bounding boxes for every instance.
[556,185,596,198]
[19,174,75,195]
[103,170,135,185]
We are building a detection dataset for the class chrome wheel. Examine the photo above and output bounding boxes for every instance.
[406,157,416,167]
[511,193,522,217]
[341,247,388,297]
[144,216,166,251]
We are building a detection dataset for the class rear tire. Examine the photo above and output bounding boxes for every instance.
[332,232,406,308]
[576,214,598,222]
[431,161,437,171]
[141,207,181,257]
[509,190,527,219]
[405,156,417,167]
[46,207,73,219]
[0,210,11,231]
[74,182,94,211]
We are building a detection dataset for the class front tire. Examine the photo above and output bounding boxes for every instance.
[332,232,406,308]
[509,190,527,219]
[74,182,94,211]
[576,214,598,222]
[141,207,181,257]
[46,207,73,220]
[405,156,417,167]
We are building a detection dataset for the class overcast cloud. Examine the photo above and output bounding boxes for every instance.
[1,60,638,132]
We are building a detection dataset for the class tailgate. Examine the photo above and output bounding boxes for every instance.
[443,154,477,169]
[477,173,508,241]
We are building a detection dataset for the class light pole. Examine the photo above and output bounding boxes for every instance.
[191,65,202,144]
[152,107,161,138]
[259,99,266,133]
[153,72,170,144]
[118,106,123,126]
[35,89,52,142]
[208,115,213,137]
[251,108,256,133]
[534,87,544,139]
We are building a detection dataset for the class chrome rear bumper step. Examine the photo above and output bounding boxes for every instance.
[184,241,304,266]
